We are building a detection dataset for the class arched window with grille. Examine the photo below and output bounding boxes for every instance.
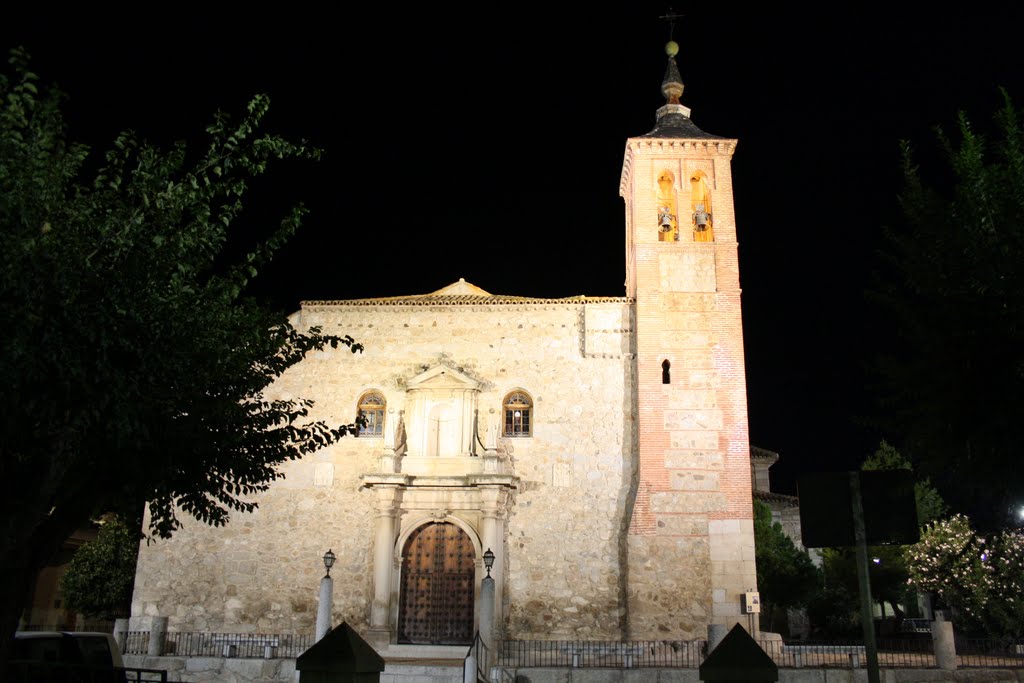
[503,391,532,438]
[357,391,386,437]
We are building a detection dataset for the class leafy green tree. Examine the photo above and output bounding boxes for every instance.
[821,545,910,623]
[754,500,821,633]
[871,91,1024,529]
[805,564,860,638]
[863,440,947,526]
[60,517,139,620]
[0,49,360,669]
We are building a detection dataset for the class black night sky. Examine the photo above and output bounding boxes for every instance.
[5,5,1024,498]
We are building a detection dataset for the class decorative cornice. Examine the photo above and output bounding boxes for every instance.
[627,138,738,156]
[360,474,412,487]
[619,138,737,198]
[619,151,634,199]
[302,295,633,308]
[750,446,780,462]
[754,489,800,507]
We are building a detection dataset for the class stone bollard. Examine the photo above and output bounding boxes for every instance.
[113,619,129,654]
[480,577,495,652]
[147,616,168,657]
[708,623,728,654]
[315,575,334,641]
[932,620,956,670]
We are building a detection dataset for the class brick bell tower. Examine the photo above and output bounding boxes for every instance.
[620,39,757,639]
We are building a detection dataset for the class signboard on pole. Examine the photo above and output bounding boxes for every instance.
[797,470,919,548]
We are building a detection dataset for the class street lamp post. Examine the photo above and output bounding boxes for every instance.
[480,548,496,655]
[316,549,336,641]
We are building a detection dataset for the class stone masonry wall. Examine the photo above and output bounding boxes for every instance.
[131,298,635,640]
[621,137,757,640]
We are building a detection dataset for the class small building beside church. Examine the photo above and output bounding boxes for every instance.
[130,40,760,649]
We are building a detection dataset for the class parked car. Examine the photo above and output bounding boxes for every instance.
[9,631,128,682]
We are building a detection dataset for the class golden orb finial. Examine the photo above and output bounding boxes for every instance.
[665,40,679,57]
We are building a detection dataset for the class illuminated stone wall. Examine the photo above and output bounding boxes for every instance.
[132,104,759,647]
[620,136,758,639]
[131,295,637,639]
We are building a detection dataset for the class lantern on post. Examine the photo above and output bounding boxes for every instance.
[483,548,495,578]
[323,549,337,578]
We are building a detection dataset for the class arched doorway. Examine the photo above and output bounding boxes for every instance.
[397,522,475,645]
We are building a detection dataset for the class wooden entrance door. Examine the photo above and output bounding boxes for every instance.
[397,522,475,645]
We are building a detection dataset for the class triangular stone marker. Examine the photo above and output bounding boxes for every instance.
[699,624,778,682]
[296,622,385,681]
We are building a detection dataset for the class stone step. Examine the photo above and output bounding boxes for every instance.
[382,660,465,683]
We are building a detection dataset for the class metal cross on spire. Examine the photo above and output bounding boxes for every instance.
[659,7,684,42]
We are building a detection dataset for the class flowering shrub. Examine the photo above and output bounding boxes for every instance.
[985,529,1024,636]
[905,514,1024,636]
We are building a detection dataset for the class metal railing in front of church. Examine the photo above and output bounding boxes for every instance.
[117,631,1024,669]
[122,631,314,659]
[496,637,1024,669]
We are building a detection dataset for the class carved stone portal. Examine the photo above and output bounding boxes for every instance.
[404,365,481,458]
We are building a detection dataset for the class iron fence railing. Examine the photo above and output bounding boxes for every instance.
[956,637,1024,668]
[498,639,705,668]
[758,638,938,668]
[121,631,314,659]
[123,630,149,655]
[466,631,490,682]
[116,630,1024,669]
[497,636,1024,669]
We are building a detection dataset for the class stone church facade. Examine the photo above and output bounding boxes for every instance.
[130,42,759,647]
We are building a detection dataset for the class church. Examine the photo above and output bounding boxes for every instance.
[129,39,759,649]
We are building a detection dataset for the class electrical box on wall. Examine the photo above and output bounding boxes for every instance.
[743,591,761,614]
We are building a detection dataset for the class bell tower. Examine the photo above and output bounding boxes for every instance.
[621,39,757,639]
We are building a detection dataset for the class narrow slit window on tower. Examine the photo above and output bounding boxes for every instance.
[503,391,532,437]
[357,391,386,437]
[662,359,671,384]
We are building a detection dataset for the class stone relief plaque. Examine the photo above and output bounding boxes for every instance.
[552,462,573,488]
[313,462,334,487]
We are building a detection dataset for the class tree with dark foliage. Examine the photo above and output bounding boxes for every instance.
[812,441,947,634]
[0,49,360,672]
[59,517,138,621]
[871,90,1024,531]
[753,500,820,633]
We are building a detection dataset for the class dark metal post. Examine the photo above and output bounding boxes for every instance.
[850,472,880,683]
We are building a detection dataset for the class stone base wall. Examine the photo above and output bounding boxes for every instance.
[498,669,1024,683]
[625,534,711,639]
[708,518,758,626]
[124,654,296,683]
[125,655,1024,683]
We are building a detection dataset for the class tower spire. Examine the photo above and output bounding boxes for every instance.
[661,40,684,106]
[659,8,685,105]
[642,9,718,139]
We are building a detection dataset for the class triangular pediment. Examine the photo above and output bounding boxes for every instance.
[407,364,481,391]
[426,278,492,297]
